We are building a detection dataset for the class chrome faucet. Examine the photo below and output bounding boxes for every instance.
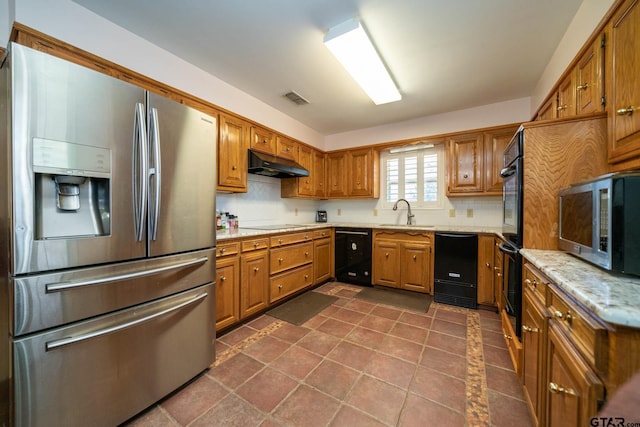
[392,198,415,225]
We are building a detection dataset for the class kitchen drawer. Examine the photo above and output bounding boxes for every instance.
[313,228,332,239]
[270,241,313,275]
[241,237,269,252]
[216,241,240,258]
[547,284,609,374]
[270,231,313,247]
[270,264,314,303]
[523,262,547,305]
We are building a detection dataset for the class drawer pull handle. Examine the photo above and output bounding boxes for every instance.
[554,310,573,324]
[496,273,502,277]
[616,106,635,116]
[522,325,538,333]
[524,278,537,289]
[549,382,576,396]
[503,334,512,340]
[576,83,589,91]
[557,104,568,111]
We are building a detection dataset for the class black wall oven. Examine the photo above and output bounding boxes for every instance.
[499,126,524,338]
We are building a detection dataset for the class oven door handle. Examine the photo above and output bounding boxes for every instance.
[500,165,517,178]
[498,242,519,255]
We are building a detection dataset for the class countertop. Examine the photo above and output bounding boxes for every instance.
[216,222,502,241]
[520,249,640,329]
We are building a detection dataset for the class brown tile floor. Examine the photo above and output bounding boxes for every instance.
[123,282,534,427]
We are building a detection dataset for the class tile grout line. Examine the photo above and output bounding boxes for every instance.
[465,310,491,425]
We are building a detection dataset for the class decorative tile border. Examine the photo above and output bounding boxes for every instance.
[212,320,284,367]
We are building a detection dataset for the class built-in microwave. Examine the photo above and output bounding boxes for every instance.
[558,172,640,276]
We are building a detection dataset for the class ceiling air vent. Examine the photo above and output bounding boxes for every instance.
[283,91,309,106]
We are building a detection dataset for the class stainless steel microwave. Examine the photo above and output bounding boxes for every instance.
[558,172,640,276]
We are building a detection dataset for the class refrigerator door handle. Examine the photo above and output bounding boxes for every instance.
[133,102,148,242]
[45,291,208,351]
[149,107,162,240]
[45,256,209,293]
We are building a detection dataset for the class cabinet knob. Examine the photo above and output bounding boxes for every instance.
[220,247,226,254]
[557,104,568,111]
[494,266,500,271]
[278,258,284,263]
[278,284,283,290]
[413,255,417,261]
[253,242,259,248]
[525,278,537,290]
[278,239,283,244]
[220,276,226,282]
[549,382,576,396]
[304,274,309,280]
[463,174,469,179]
[385,252,389,258]
[503,334,513,340]
[254,267,260,272]
[485,262,490,269]
[616,106,635,116]
[576,83,589,91]
[522,325,538,333]
[304,252,309,257]
[232,165,237,170]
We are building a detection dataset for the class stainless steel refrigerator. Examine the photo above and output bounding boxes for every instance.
[0,42,217,427]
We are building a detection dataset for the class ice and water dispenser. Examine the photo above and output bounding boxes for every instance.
[33,138,111,239]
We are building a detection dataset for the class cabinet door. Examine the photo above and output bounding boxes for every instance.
[313,150,327,198]
[484,127,517,194]
[556,71,576,118]
[348,148,378,197]
[546,323,604,427]
[250,125,277,155]
[327,152,348,197]
[276,135,297,161]
[501,308,523,376]
[218,114,249,192]
[400,242,430,293]
[608,0,640,163]
[477,235,495,305]
[373,240,400,288]
[215,256,240,331]
[447,133,483,194]
[493,238,504,311]
[537,96,557,121]
[575,35,605,115]
[240,251,269,319]
[296,145,314,196]
[522,290,547,427]
[314,237,332,284]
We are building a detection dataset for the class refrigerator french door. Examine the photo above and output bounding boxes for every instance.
[1,43,217,426]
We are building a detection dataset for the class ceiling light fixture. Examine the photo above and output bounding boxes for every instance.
[323,18,401,105]
[389,143,434,154]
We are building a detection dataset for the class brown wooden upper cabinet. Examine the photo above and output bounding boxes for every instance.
[348,147,380,198]
[447,125,518,196]
[281,145,325,199]
[218,113,250,193]
[313,150,327,199]
[250,125,277,156]
[276,135,298,161]
[608,0,640,164]
[326,151,348,198]
[536,34,605,121]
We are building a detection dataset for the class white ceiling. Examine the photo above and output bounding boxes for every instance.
[72,0,583,135]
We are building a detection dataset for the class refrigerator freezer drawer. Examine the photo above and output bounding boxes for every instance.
[13,283,215,427]
[12,248,215,336]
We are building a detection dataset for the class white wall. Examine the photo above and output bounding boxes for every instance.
[530,0,615,114]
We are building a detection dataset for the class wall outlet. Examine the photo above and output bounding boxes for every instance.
[467,208,473,218]
[337,208,342,216]
[294,208,298,216]
[373,209,378,217]
[449,209,456,218]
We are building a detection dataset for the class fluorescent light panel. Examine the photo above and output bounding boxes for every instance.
[324,18,401,105]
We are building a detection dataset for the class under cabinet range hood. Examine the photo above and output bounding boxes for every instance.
[248,149,309,178]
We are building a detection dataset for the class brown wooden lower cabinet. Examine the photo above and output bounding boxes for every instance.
[313,229,333,284]
[240,248,269,319]
[215,255,240,331]
[546,323,604,427]
[372,230,432,293]
[521,287,548,426]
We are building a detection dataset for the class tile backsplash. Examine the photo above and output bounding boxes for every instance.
[216,175,503,227]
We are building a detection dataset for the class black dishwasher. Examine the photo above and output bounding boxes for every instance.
[334,227,372,286]
[434,233,478,309]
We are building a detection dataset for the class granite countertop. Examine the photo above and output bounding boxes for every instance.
[216,222,502,241]
[520,249,640,328]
